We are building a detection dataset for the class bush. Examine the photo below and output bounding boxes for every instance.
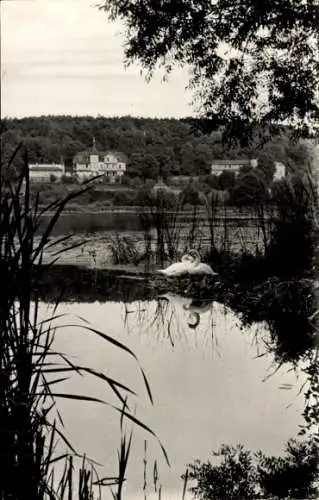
[112,190,136,206]
[61,174,79,184]
[180,183,202,206]
[108,234,139,264]
[229,171,269,206]
[186,439,318,500]
[265,175,316,278]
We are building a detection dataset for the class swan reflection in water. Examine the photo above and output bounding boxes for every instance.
[122,292,218,349]
[158,292,215,331]
[182,299,213,329]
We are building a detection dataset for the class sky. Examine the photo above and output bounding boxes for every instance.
[1,0,193,118]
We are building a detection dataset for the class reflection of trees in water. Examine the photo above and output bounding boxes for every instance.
[182,276,317,364]
[224,277,318,438]
[121,276,318,437]
[38,263,317,436]
[120,276,316,364]
[122,294,219,352]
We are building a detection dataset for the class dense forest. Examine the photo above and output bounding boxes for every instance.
[1,116,313,183]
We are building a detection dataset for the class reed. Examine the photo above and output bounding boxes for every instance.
[109,234,139,265]
[0,145,166,500]
[110,402,133,500]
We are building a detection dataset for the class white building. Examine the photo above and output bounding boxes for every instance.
[29,164,64,182]
[273,162,286,181]
[211,159,258,176]
[74,140,127,181]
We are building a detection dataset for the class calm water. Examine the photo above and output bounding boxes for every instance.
[42,296,306,500]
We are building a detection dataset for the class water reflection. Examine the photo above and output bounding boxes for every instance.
[50,298,307,500]
[223,278,317,364]
[123,293,220,351]
[36,265,316,365]
[36,263,318,497]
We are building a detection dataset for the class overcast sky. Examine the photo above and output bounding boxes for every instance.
[1,0,193,118]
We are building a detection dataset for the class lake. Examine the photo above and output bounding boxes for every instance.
[41,292,307,500]
[39,207,270,236]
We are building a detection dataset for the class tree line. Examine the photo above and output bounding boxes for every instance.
[1,115,313,185]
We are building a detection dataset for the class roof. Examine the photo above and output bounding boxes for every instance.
[29,164,64,172]
[211,159,255,165]
[74,150,127,163]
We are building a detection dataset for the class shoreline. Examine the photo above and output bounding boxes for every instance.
[38,206,270,220]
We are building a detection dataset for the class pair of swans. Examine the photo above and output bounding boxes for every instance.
[158,250,217,277]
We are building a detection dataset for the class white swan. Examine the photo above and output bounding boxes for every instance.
[158,250,217,277]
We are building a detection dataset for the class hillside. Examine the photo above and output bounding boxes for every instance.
[1,115,311,180]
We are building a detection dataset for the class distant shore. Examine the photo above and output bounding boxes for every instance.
[38,205,269,218]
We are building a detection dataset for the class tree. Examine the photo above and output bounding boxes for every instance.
[257,439,318,499]
[99,1,318,140]
[217,171,236,191]
[257,152,276,185]
[153,148,175,179]
[186,440,318,500]
[205,175,220,190]
[180,183,202,206]
[128,152,159,180]
[229,170,269,206]
[186,444,257,500]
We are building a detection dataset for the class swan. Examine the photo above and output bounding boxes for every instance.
[158,250,217,277]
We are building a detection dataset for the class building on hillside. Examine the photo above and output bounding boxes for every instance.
[273,162,286,181]
[211,159,258,176]
[29,164,64,182]
[73,138,127,181]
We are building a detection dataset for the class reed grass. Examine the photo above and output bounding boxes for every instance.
[109,234,139,265]
[132,171,317,289]
[134,190,272,273]
[0,145,167,500]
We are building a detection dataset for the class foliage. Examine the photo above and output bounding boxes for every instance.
[99,0,318,139]
[217,171,236,191]
[180,183,202,206]
[186,444,257,499]
[229,170,269,206]
[2,116,315,184]
[225,277,317,364]
[108,234,139,264]
[186,440,318,500]
[257,439,318,499]
[266,174,316,278]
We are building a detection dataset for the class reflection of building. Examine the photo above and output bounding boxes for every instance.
[273,162,286,181]
[73,139,127,181]
[29,164,64,182]
[211,159,258,176]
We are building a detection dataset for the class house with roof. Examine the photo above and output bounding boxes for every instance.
[29,164,64,182]
[73,138,127,181]
[211,159,258,176]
